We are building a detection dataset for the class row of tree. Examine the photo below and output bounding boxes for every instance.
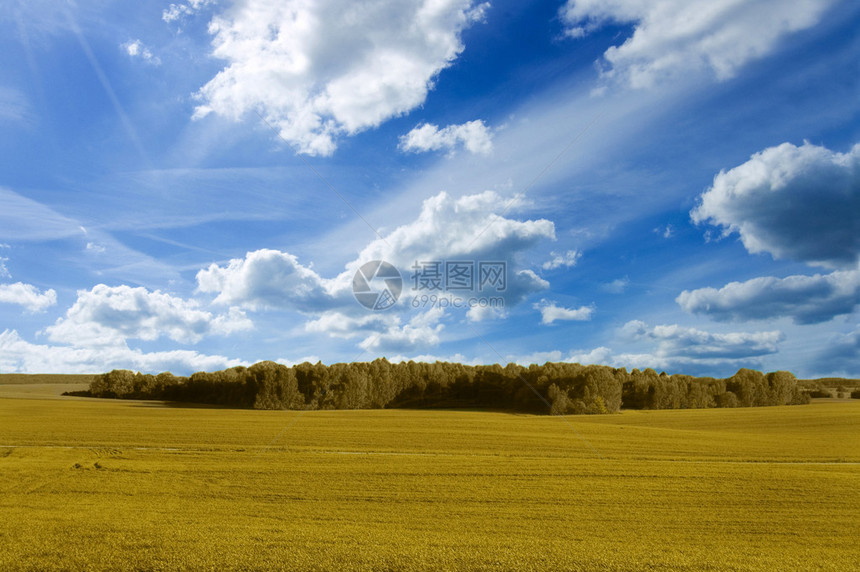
[86,360,811,414]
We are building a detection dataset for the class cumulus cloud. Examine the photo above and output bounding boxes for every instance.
[193,0,489,155]
[45,284,251,347]
[349,190,553,313]
[0,329,246,375]
[542,249,581,270]
[692,141,860,269]
[197,249,338,311]
[358,308,445,353]
[399,120,493,155]
[563,346,614,366]
[0,282,57,312]
[305,312,392,339]
[677,270,860,325]
[122,39,161,65]
[561,0,834,88]
[306,309,446,354]
[534,299,593,325]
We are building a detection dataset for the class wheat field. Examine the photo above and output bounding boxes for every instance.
[1,383,858,571]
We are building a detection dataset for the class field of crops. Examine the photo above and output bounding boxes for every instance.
[1,383,858,571]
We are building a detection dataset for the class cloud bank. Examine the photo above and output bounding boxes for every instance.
[677,270,860,325]
[399,120,493,155]
[0,282,57,313]
[197,190,555,351]
[46,284,251,347]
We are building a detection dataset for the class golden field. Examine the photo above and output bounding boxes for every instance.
[0,383,858,571]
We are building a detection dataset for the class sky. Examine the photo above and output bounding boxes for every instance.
[0,0,858,377]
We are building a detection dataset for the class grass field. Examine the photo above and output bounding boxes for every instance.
[1,383,858,571]
[0,374,97,385]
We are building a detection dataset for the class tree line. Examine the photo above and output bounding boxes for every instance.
[85,360,811,414]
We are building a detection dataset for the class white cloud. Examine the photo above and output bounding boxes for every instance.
[358,308,445,353]
[554,321,783,376]
[350,191,554,309]
[197,249,338,312]
[399,120,493,155]
[508,350,564,365]
[122,39,161,65]
[163,0,216,23]
[199,190,554,351]
[561,0,834,88]
[86,241,106,253]
[602,277,629,294]
[193,0,489,155]
[677,269,860,325]
[566,350,763,377]
[683,142,860,327]
[0,329,245,375]
[306,309,446,355]
[621,320,783,359]
[465,302,506,322]
[692,141,860,269]
[46,284,251,347]
[200,191,554,320]
[564,346,614,366]
[275,355,322,368]
[534,299,593,325]
[0,282,57,312]
[0,258,9,279]
[305,312,392,339]
[383,352,475,365]
[654,224,673,238]
[541,249,581,270]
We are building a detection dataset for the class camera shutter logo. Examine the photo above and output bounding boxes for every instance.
[352,260,402,310]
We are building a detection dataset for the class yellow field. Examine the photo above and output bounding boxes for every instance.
[1,384,858,571]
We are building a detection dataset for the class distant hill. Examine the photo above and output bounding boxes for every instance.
[0,374,99,385]
[799,378,860,388]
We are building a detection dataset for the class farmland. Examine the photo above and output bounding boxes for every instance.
[1,383,858,571]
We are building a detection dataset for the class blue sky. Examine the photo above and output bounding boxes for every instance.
[1,0,858,377]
